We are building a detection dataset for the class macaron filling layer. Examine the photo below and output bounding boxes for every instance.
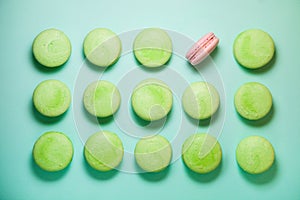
[133,28,172,67]
[134,135,172,172]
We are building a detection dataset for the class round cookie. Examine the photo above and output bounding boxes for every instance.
[182,82,220,120]
[233,29,275,69]
[133,28,172,67]
[234,82,272,120]
[84,131,124,171]
[83,28,122,67]
[32,28,71,67]
[33,131,74,172]
[236,136,275,174]
[134,135,172,172]
[182,133,222,174]
[131,78,173,121]
[33,79,71,117]
[83,80,121,118]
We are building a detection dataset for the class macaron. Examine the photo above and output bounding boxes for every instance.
[32,28,71,67]
[182,133,222,174]
[186,32,219,66]
[134,135,172,172]
[84,131,124,171]
[83,80,121,118]
[133,28,172,68]
[33,79,71,117]
[182,81,220,120]
[233,29,275,69]
[236,135,275,174]
[33,131,74,172]
[234,82,272,120]
[83,28,122,67]
[131,78,173,121]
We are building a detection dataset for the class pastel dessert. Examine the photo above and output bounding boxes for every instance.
[182,81,220,120]
[83,28,122,67]
[133,28,172,67]
[186,32,219,65]
[33,131,74,172]
[234,82,272,120]
[131,78,173,121]
[84,131,124,171]
[233,29,275,69]
[83,80,121,118]
[32,28,71,67]
[182,133,222,174]
[33,79,71,117]
[236,136,275,174]
[134,135,172,172]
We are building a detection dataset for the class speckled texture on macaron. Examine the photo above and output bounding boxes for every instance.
[182,133,222,174]
[236,135,275,174]
[234,82,272,120]
[131,78,173,121]
[84,131,124,172]
[33,131,74,172]
[33,79,71,117]
[32,28,71,67]
[134,135,172,172]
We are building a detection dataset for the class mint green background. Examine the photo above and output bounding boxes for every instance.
[1,0,300,199]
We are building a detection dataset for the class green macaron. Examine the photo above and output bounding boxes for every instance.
[131,78,173,121]
[234,82,272,120]
[83,80,121,118]
[233,29,275,69]
[33,131,74,172]
[236,135,275,174]
[134,135,172,172]
[32,28,71,67]
[182,133,222,174]
[83,28,122,67]
[133,28,172,67]
[33,79,71,117]
[182,82,220,120]
[84,131,124,172]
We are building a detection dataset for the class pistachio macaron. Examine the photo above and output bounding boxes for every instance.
[83,28,122,67]
[182,82,220,120]
[233,29,275,69]
[234,82,272,120]
[33,131,74,172]
[182,133,222,174]
[133,28,172,67]
[84,131,124,171]
[131,78,173,121]
[32,28,71,67]
[33,79,71,117]
[134,135,172,172]
[236,135,275,174]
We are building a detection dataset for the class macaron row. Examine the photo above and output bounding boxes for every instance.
[33,131,275,175]
[33,78,273,122]
[32,27,275,69]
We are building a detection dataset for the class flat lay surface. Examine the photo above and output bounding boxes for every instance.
[1,0,300,199]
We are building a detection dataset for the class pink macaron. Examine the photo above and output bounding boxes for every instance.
[186,32,219,66]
